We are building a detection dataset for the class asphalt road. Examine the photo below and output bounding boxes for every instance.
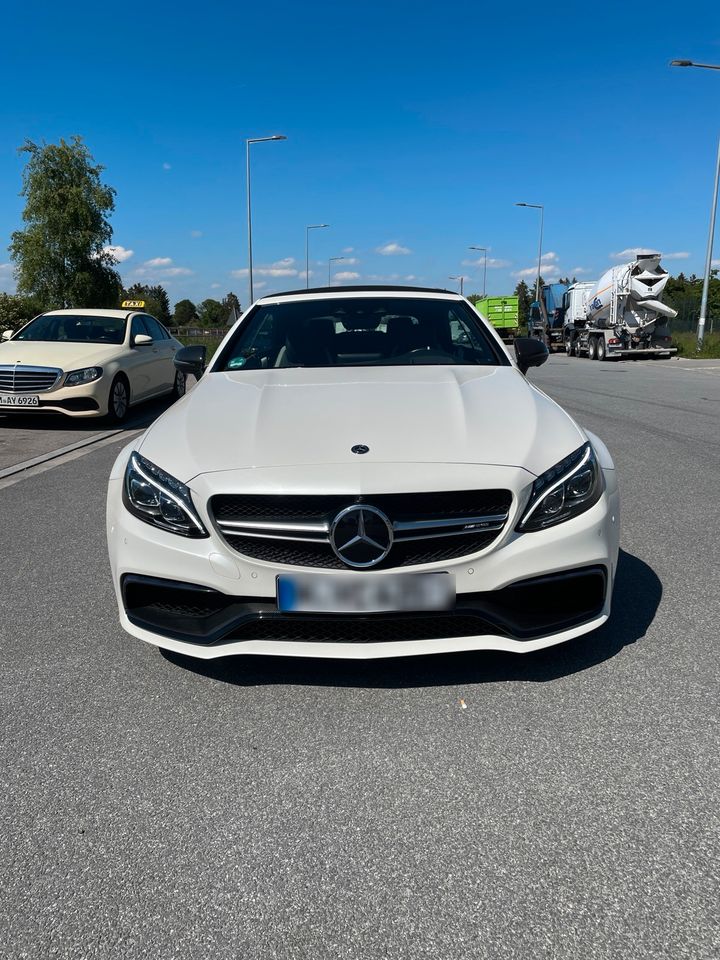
[1,356,719,960]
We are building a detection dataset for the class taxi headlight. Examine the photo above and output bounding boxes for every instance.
[65,366,103,386]
[517,442,603,532]
[122,452,209,538]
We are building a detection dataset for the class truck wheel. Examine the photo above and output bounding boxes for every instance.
[588,337,597,361]
[597,338,607,361]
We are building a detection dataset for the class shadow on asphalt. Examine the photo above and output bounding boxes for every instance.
[161,549,662,688]
[0,394,175,433]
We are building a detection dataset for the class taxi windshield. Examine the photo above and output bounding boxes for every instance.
[15,314,126,345]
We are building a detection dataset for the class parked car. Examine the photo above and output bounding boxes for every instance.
[107,285,620,660]
[0,305,185,421]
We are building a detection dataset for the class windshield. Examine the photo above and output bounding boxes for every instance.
[215,297,508,371]
[15,314,127,345]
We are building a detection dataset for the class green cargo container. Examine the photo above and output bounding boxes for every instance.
[475,296,519,334]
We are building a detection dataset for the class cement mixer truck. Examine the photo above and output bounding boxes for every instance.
[563,253,677,360]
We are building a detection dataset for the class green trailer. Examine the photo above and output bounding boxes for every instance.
[475,296,519,342]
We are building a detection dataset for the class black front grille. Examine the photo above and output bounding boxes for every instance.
[0,366,61,392]
[212,490,510,523]
[222,531,502,569]
[211,490,512,569]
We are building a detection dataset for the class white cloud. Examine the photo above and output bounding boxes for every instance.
[337,257,359,265]
[712,259,720,268]
[254,281,267,290]
[376,242,412,256]
[0,262,14,292]
[231,257,300,279]
[334,271,360,281]
[403,275,417,281]
[462,257,511,269]
[342,247,354,254]
[103,244,134,263]
[163,162,172,170]
[163,267,193,276]
[130,257,193,280]
[190,230,203,238]
[610,247,661,260]
[663,251,690,260]
[512,265,561,280]
[211,283,221,289]
[541,251,559,263]
[570,267,592,275]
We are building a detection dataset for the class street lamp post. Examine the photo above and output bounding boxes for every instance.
[515,202,544,302]
[328,257,345,285]
[306,224,329,288]
[671,59,720,350]
[449,275,464,296]
[469,246,488,297]
[246,135,287,304]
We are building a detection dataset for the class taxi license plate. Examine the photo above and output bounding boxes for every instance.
[0,394,39,407]
[277,572,455,614]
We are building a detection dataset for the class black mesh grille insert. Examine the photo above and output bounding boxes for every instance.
[212,490,512,569]
[212,490,510,523]
[227,615,500,644]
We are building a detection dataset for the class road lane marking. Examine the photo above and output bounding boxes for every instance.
[0,428,144,490]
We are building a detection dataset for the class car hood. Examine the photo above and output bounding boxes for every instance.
[0,341,124,370]
[138,366,586,484]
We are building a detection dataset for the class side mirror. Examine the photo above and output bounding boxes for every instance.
[2,329,13,341]
[133,333,153,346]
[514,337,549,375]
[174,344,207,380]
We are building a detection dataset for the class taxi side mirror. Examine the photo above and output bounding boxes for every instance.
[133,333,153,346]
[174,344,206,379]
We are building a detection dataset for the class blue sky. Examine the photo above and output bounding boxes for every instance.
[1,0,719,308]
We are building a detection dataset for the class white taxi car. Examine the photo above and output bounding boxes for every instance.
[107,285,620,661]
[0,303,185,421]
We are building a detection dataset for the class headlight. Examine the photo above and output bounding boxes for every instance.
[517,442,603,532]
[122,452,209,538]
[64,366,103,386]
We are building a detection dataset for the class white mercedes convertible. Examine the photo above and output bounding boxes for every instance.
[106,286,620,660]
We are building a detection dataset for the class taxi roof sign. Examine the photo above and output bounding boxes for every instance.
[122,299,145,309]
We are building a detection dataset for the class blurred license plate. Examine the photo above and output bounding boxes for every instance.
[277,572,455,614]
[0,394,39,406]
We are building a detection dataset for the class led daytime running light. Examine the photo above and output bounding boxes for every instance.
[522,445,592,527]
[125,452,208,537]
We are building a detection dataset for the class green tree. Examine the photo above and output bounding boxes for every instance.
[222,291,242,323]
[513,280,533,328]
[122,283,171,325]
[9,137,121,308]
[0,292,43,332]
[173,299,197,325]
[197,298,225,326]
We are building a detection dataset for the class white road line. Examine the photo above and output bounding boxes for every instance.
[0,428,143,490]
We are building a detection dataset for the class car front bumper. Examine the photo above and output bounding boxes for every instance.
[107,461,620,660]
[1,379,110,417]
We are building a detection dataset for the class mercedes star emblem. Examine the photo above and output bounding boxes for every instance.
[351,444,369,455]
[330,504,393,569]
